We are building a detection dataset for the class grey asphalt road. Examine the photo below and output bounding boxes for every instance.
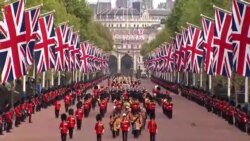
[1,79,250,141]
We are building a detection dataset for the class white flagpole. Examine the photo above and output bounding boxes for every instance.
[58,71,61,86]
[23,75,26,94]
[75,70,78,82]
[178,72,180,83]
[209,75,212,91]
[200,71,203,88]
[245,77,249,103]
[193,73,196,86]
[72,70,75,82]
[51,69,54,86]
[42,71,46,88]
[227,77,231,98]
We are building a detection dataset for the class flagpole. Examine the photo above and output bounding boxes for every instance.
[209,75,212,91]
[186,72,189,86]
[200,71,203,88]
[177,72,180,83]
[75,70,78,82]
[193,73,196,86]
[23,75,26,95]
[51,69,54,87]
[227,77,231,98]
[58,71,61,86]
[72,70,75,83]
[245,77,249,103]
[42,71,46,88]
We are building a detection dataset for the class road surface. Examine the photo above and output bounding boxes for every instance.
[1,79,250,141]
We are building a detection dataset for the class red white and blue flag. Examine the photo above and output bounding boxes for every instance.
[0,0,27,83]
[232,0,250,77]
[55,23,69,71]
[164,43,175,72]
[181,28,189,72]
[174,33,183,72]
[25,6,41,66]
[34,13,56,73]
[79,42,90,73]
[201,16,214,75]
[186,25,203,73]
[213,8,233,77]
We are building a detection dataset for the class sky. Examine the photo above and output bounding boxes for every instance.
[87,0,167,9]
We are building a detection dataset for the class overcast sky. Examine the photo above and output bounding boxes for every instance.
[87,0,167,9]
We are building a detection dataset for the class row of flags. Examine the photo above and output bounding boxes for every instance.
[0,0,109,84]
[144,0,250,79]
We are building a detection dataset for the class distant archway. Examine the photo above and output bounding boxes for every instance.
[121,54,133,76]
[108,55,117,75]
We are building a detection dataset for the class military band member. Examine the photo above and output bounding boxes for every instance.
[59,114,68,141]
[121,113,130,141]
[54,99,61,118]
[0,111,3,135]
[147,114,158,141]
[75,102,84,130]
[67,109,76,139]
[95,114,104,141]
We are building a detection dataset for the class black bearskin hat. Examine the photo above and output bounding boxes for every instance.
[94,85,98,90]
[61,113,67,121]
[150,113,155,120]
[156,86,161,91]
[77,101,83,109]
[96,114,102,121]
[68,108,74,115]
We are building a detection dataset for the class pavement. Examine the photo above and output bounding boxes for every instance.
[1,78,250,141]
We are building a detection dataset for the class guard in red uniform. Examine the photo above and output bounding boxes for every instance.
[95,114,104,141]
[27,100,34,123]
[5,110,12,132]
[99,100,107,117]
[120,113,130,141]
[64,95,70,112]
[75,102,84,130]
[67,109,76,139]
[14,103,21,127]
[54,98,61,118]
[59,114,68,141]
[147,114,158,141]
[149,100,156,117]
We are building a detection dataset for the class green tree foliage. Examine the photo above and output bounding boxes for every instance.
[0,0,113,51]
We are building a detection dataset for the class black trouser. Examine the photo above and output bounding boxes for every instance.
[15,117,20,127]
[134,129,139,138]
[65,104,69,112]
[97,134,102,141]
[61,133,67,141]
[122,131,128,141]
[77,119,82,130]
[116,129,120,136]
[112,130,116,138]
[28,114,32,123]
[100,109,105,117]
[6,122,12,132]
[69,127,74,139]
[55,110,59,118]
[0,123,3,134]
[150,133,156,141]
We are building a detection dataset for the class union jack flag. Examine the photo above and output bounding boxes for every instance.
[79,42,90,73]
[213,8,233,77]
[55,23,69,71]
[232,0,250,77]
[67,28,79,71]
[181,28,189,72]
[186,25,203,73]
[201,16,214,75]
[174,33,183,72]
[34,13,56,73]
[164,43,175,72]
[0,0,27,83]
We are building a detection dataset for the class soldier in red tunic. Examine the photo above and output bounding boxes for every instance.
[94,114,104,141]
[27,100,34,123]
[14,102,21,127]
[147,114,158,141]
[67,109,76,139]
[59,114,68,141]
[75,102,84,130]
[54,97,61,118]
[149,100,156,118]
[64,95,70,112]
[120,113,130,141]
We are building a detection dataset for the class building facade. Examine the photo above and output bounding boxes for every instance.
[95,7,170,74]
